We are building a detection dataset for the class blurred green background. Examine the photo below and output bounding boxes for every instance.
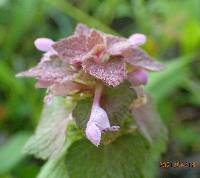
[0,0,200,177]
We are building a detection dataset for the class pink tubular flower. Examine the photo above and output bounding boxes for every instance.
[34,38,57,58]
[85,83,119,146]
[128,34,146,46]
[128,69,148,86]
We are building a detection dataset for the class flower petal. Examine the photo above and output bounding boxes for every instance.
[34,38,54,52]
[107,41,131,56]
[89,105,110,130]
[74,23,91,36]
[82,58,126,86]
[128,34,146,46]
[35,80,53,88]
[50,81,80,96]
[16,57,76,83]
[85,123,101,146]
[123,48,165,71]
[53,35,88,63]
[106,35,125,48]
[106,35,128,56]
[44,49,58,58]
[87,30,105,51]
[86,105,110,146]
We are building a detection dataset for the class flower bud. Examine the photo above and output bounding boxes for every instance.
[128,34,146,46]
[34,38,55,52]
[43,93,53,105]
[128,69,148,86]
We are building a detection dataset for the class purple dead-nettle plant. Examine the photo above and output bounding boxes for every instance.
[17,23,165,146]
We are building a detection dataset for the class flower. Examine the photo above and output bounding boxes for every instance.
[128,33,146,46]
[16,23,164,146]
[34,38,57,58]
[85,83,119,146]
[53,24,164,87]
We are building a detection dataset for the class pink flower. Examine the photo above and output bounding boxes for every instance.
[128,34,146,46]
[85,83,119,146]
[16,23,165,146]
[34,38,57,58]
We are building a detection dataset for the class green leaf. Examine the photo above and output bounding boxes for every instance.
[103,82,137,126]
[173,125,200,147]
[94,0,119,24]
[23,97,75,160]
[0,61,24,94]
[38,158,68,178]
[65,133,148,178]
[65,131,167,178]
[45,0,118,35]
[37,143,69,178]
[146,55,194,102]
[37,124,82,178]
[4,0,43,58]
[0,0,8,7]
[180,20,200,53]
[143,130,167,178]
[0,132,30,174]
[72,98,92,131]
[12,160,39,178]
[184,79,200,105]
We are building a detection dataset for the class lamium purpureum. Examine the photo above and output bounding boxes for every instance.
[17,24,164,146]
[17,24,167,178]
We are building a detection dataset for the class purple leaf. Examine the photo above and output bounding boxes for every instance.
[74,23,91,36]
[53,35,88,63]
[35,80,53,88]
[131,91,167,143]
[124,48,165,71]
[50,81,80,96]
[16,57,76,83]
[82,58,126,86]
[87,30,105,51]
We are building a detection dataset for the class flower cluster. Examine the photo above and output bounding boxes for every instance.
[17,23,164,146]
